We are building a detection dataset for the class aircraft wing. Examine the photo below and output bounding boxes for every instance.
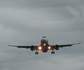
[9,45,31,48]
[9,45,37,49]
[51,43,81,48]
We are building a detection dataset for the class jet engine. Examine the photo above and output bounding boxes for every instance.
[55,45,59,50]
[30,45,35,51]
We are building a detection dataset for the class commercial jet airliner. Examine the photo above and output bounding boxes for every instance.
[9,36,80,54]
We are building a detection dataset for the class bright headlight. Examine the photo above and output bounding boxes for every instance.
[38,46,42,50]
[48,46,51,50]
[43,43,46,46]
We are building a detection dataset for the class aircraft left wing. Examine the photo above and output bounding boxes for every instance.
[51,43,81,48]
[58,43,80,47]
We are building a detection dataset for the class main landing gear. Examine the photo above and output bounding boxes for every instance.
[35,52,39,55]
[51,51,55,54]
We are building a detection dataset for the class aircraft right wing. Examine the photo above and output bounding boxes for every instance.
[9,45,37,49]
[9,45,31,48]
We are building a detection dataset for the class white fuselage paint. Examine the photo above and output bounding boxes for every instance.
[40,36,50,52]
[40,37,48,45]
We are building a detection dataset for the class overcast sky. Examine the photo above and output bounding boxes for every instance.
[0,0,84,70]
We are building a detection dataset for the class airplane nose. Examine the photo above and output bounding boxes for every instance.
[41,38,48,42]
[41,38,48,45]
[43,43,46,46]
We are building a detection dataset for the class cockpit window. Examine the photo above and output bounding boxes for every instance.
[42,36,47,38]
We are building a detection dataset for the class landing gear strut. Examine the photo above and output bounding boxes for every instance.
[35,50,39,55]
[51,51,55,54]
[35,52,39,55]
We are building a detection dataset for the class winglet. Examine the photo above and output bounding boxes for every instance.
[8,44,11,46]
[77,42,81,44]
[8,45,17,47]
[7,42,10,46]
[74,43,81,45]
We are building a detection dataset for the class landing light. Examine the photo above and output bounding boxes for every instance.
[38,46,42,50]
[43,43,46,46]
[48,46,51,50]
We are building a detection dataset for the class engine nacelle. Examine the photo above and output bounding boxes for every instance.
[30,45,35,51]
[55,45,59,50]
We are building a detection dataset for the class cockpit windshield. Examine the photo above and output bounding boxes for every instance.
[42,36,47,38]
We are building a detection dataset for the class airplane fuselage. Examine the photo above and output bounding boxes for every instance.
[40,36,49,52]
[41,37,48,45]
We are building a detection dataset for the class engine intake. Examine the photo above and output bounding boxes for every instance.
[30,45,35,51]
[55,45,59,50]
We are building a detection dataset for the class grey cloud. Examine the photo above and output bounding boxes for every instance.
[1,54,84,70]
[0,0,84,70]
[0,0,84,8]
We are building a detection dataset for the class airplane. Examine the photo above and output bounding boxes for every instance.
[9,35,81,54]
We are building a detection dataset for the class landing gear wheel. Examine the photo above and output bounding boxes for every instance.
[51,51,55,54]
[35,52,39,55]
